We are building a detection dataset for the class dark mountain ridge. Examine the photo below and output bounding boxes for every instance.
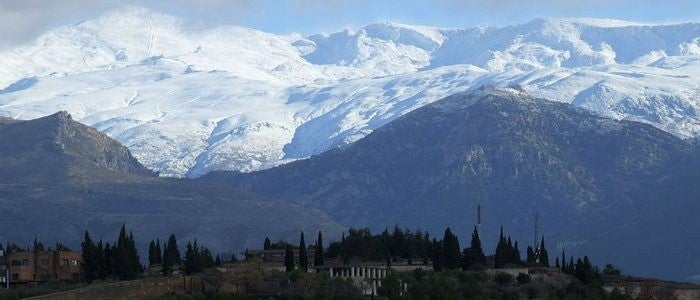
[204,87,700,281]
[0,112,342,254]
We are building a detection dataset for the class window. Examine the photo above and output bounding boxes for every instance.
[40,259,50,266]
[71,259,78,266]
[22,259,29,266]
[12,274,18,281]
[62,259,69,266]
[10,260,21,266]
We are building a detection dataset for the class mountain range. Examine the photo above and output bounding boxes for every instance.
[0,7,698,177]
[0,111,342,254]
[204,87,700,282]
[2,6,700,283]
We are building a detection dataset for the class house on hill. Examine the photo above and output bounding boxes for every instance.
[0,249,81,286]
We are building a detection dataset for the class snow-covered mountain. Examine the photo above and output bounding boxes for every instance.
[1,7,699,177]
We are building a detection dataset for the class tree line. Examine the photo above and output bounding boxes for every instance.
[81,225,223,282]
[318,225,554,272]
[267,224,607,287]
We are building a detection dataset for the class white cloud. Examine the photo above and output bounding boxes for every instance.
[0,0,122,49]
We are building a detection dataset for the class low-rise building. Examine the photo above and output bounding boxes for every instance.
[0,250,81,286]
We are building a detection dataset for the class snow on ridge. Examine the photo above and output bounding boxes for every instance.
[0,6,699,177]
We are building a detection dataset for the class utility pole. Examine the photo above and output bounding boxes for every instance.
[476,203,481,236]
[533,212,539,252]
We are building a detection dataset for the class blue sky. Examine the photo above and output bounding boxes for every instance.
[146,0,700,34]
[1,0,699,48]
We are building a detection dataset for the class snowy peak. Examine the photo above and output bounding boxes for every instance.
[0,8,699,177]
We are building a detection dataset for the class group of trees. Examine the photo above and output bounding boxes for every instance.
[81,225,142,282]
[148,235,216,275]
[0,240,72,253]
[183,240,215,274]
[556,251,601,284]
[320,225,553,273]
[494,226,522,268]
[526,237,550,267]
[81,227,221,282]
[281,231,325,272]
[325,226,433,263]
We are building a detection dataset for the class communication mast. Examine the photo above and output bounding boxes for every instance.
[533,212,539,251]
[476,203,481,236]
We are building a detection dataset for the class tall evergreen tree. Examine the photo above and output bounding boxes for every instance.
[494,226,508,268]
[561,249,566,272]
[162,234,181,275]
[526,246,536,265]
[538,237,550,267]
[154,239,161,264]
[201,247,214,268]
[513,241,521,263]
[298,232,308,271]
[284,244,295,272]
[431,238,443,272]
[126,231,142,278]
[442,227,461,270]
[81,230,98,282]
[183,241,200,274]
[148,240,161,267]
[264,237,271,250]
[461,226,485,270]
[568,256,575,274]
[314,231,324,266]
[102,242,112,279]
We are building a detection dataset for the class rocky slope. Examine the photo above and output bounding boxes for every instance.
[0,113,342,254]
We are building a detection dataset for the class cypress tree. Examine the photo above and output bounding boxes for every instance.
[538,237,549,267]
[568,256,575,274]
[314,231,324,266]
[201,247,214,268]
[431,238,443,272]
[102,242,112,279]
[264,237,271,250]
[555,257,560,268]
[506,236,519,264]
[298,232,308,271]
[112,225,129,279]
[162,234,181,275]
[215,255,222,266]
[154,239,161,264]
[461,226,485,270]
[148,240,157,266]
[442,228,461,270]
[126,231,141,278]
[513,241,521,263]
[494,227,507,268]
[526,246,536,265]
[561,249,566,272]
[81,230,98,282]
[284,244,295,272]
[95,240,106,279]
[184,241,196,274]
